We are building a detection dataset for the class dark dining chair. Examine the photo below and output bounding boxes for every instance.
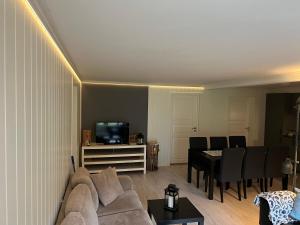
[264,146,289,192]
[215,148,245,203]
[190,137,208,150]
[210,136,228,150]
[229,136,246,148]
[242,146,267,198]
[189,137,208,188]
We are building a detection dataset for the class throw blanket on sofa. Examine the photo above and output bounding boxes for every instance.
[254,191,296,225]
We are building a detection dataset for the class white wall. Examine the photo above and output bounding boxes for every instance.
[148,86,267,166]
[0,1,81,225]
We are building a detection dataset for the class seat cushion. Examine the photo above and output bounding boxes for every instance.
[61,212,86,225]
[91,167,124,206]
[71,167,99,210]
[65,184,98,225]
[98,209,152,225]
[97,190,143,217]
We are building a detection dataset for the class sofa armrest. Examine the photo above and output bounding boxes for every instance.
[118,175,134,191]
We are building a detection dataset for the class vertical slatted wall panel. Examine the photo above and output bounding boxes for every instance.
[16,1,26,224]
[5,1,17,225]
[0,0,6,225]
[0,1,82,225]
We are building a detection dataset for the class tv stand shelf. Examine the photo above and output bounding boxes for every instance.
[81,144,146,174]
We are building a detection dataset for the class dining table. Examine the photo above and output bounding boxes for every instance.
[187,148,289,201]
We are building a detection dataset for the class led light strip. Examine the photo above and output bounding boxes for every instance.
[22,0,82,84]
[82,81,205,90]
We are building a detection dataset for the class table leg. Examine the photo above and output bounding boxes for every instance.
[282,175,288,190]
[188,163,192,183]
[247,179,252,187]
[208,161,214,200]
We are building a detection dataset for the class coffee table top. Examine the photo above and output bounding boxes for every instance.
[147,197,204,225]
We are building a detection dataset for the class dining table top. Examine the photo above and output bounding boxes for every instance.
[202,150,222,157]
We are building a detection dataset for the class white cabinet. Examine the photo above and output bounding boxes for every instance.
[81,144,146,174]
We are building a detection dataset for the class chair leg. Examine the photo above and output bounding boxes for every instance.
[204,174,208,192]
[264,178,268,192]
[243,179,247,199]
[220,182,224,203]
[260,178,264,193]
[237,181,241,201]
[270,178,273,187]
[196,170,200,188]
[225,182,230,190]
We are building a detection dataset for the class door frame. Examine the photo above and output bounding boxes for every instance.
[170,92,200,164]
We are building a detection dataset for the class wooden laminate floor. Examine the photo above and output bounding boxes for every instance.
[128,165,284,225]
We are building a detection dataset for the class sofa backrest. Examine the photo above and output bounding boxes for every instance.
[65,184,98,225]
[71,167,99,210]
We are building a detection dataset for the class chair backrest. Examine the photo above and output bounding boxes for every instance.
[220,148,245,182]
[265,146,289,178]
[189,137,208,151]
[243,146,267,179]
[210,136,228,150]
[229,136,246,148]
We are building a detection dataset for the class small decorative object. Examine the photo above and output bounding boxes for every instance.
[136,133,144,145]
[129,134,138,144]
[164,184,179,211]
[282,158,293,175]
[82,130,92,146]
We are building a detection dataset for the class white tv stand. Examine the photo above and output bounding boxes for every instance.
[81,144,146,174]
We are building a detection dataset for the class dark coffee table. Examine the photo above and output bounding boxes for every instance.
[147,197,204,225]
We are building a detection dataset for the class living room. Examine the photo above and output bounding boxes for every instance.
[1,0,300,225]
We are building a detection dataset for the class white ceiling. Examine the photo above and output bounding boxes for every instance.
[34,0,300,87]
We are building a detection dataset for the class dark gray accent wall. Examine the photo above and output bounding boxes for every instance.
[82,84,148,142]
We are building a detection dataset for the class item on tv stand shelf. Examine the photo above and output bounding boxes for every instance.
[129,134,138,145]
[136,133,144,145]
[95,122,129,145]
[82,130,92,146]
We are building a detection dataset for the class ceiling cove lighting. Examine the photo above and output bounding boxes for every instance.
[271,64,300,82]
[82,81,205,91]
[22,0,82,84]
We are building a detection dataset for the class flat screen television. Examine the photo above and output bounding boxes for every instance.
[96,122,129,145]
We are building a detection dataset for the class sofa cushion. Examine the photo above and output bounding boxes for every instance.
[71,167,99,210]
[98,209,152,225]
[97,190,143,217]
[118,175,134,191]
[91,167,124,206]
[61,212,86,225]
[65,184,98,225]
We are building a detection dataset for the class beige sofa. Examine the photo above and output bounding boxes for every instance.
[59,167,152,225]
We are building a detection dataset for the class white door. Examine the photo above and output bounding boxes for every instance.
[228,96,254,145]
[171,93,199,164]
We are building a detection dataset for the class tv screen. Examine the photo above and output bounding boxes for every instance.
[96,122,129,145]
